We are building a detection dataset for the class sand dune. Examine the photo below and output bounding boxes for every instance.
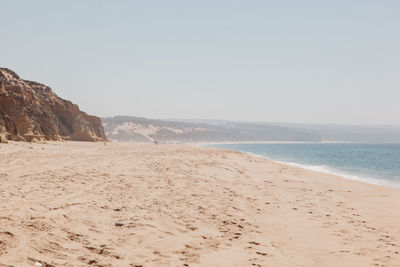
[0,142,399,266]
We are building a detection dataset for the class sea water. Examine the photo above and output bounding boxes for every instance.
[206,143,400,188]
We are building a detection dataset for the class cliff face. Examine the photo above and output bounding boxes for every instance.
[0,68,107,143]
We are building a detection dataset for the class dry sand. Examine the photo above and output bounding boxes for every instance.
[0,141,399,266]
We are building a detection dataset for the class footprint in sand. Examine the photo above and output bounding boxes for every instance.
[0,231,17,256]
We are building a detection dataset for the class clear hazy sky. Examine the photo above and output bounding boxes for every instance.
[2,0,400,125]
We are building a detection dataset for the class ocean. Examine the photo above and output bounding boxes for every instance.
[206,143,400,188]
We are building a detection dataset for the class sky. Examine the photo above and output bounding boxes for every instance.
[1,0,400,125]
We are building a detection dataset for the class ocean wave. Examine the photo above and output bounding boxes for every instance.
[247,152,400,188]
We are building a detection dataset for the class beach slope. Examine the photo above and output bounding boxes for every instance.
[0,142,399,266]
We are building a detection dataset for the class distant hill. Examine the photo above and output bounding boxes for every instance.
[176,119,400,143]
[102,116,321,143]
[265,122,400,143]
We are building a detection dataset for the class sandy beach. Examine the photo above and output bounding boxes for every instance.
[0,141,399,266]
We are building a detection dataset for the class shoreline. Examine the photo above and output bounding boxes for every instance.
[200,142,400,190]
[245,152,399,189]
[0,141,399,266]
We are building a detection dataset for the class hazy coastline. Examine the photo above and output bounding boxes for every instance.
[2,1,400,266]
[197,140,356,145]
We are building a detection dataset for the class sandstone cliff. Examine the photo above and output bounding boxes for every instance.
[0,68,107,143]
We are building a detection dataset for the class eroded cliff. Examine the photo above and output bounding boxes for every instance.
[0,68,107,142]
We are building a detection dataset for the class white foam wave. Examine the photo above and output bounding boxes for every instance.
[247,152,399,188]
